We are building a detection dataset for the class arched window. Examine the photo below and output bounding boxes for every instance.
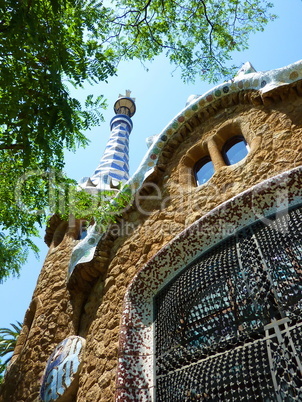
[222,136,249,165]
[194,156,214,186]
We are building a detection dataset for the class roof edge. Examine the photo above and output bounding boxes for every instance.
[129,59,302,190]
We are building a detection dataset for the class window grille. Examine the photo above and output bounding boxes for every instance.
[155,206,302,401]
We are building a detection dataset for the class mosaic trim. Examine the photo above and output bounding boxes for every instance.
[129,59,302,190]
[115,166,302,401]
[68,60,302,276]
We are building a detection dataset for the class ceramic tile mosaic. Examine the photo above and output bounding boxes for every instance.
[115,386,154,401]
[40,336,86,402]
[80,115,133,191]
[116,166,302,400]
[90,118,132,186]
[119,325,153,356]
[121,289,154,328]
[116,354,154,389]
[135,243,188,290]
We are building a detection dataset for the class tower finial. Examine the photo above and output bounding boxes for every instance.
[114,90,136,117]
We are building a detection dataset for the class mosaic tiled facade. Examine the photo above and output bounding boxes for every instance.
[1,61,302,401]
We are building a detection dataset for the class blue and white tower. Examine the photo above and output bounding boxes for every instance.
[79,90,136,192]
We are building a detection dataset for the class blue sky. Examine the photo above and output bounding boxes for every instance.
[1,0,302,337]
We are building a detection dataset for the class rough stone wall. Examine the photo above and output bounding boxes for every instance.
[165,98,302,227]
[1,87,302,401]
[0,229,82,402]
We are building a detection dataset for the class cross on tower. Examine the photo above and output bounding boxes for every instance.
[118,89,136,103]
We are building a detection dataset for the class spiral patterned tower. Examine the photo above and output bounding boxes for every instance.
[80,90,136,192]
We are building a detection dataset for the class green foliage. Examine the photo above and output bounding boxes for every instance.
[0,162,72,283]
[0,363,5,385]
[0,0,113,168]
[111,0,275,82]
[58,183,133,230]
[0,233,28,281]
[0,321,22,383]
[0,0,115,281]
[0,0,275,281]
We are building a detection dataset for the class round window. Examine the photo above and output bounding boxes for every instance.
[194,156,214,186]
[222,136,249,165]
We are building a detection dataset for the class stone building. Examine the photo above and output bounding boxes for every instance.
[1,60,302,401]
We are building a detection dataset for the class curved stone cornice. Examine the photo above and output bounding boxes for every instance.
[129,59,302,191]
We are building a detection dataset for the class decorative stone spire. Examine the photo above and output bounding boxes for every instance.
[79,91,136,192]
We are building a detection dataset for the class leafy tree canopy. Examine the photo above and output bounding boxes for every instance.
[0,0,275,281]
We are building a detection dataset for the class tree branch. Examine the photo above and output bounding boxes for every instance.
[200,0,214,56]
[0,144,24,150]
